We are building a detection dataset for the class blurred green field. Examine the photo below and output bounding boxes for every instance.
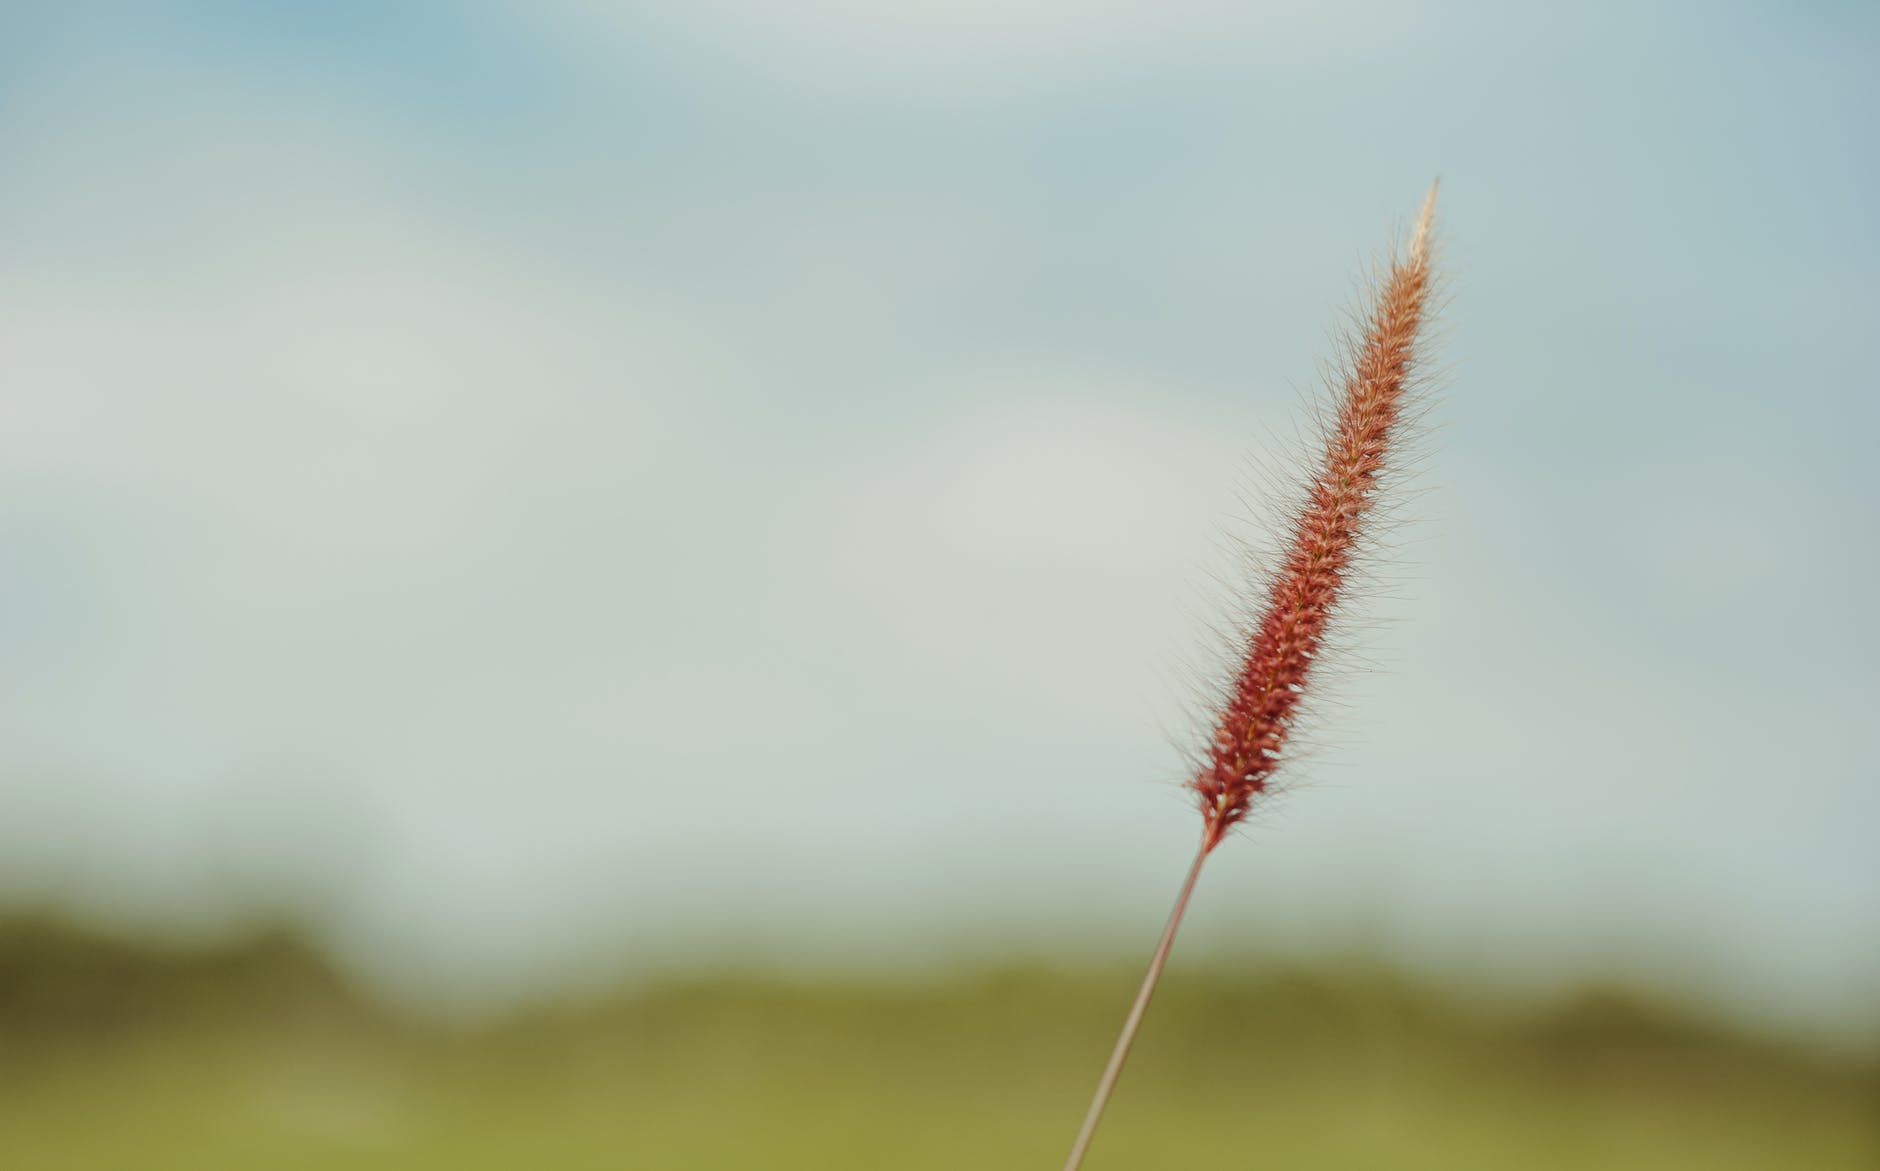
[1,919,1874,1170]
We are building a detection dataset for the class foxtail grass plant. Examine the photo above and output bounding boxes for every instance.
[1060,186,1442,1171]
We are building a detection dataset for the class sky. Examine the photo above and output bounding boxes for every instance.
[0,2,1876,1041]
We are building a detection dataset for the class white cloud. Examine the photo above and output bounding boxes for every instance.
[766,382,1253,733]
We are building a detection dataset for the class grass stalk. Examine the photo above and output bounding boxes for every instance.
[1059,824,1220,1171]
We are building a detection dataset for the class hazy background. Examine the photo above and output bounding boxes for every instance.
[1,0,1875,1059]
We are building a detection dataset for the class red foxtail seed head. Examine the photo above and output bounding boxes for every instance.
[1191,184,1439,851]
[1061,187,1445,1171]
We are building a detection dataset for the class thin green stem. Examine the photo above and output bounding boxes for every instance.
[1060,829,1218,1171]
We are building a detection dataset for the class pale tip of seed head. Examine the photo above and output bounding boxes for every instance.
[1410,179,1439,266]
